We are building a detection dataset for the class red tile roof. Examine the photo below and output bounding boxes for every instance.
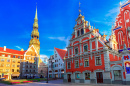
[55,47,67,59]
[0,47,26,55]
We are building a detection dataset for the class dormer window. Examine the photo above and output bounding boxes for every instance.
[77,30,80,36]
[81,29,84,35]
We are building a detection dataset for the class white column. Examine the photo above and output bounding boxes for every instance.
[75,30,77,37]
[90,40,92,52]
[72,47,73,57]
[80,43,82,55]
[68,48,69,57]
[96,38,98,51]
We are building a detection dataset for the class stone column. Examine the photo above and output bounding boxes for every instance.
[95,38,98,51]
[80,73,85,83]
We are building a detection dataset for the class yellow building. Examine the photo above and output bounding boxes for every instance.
[0,46,25,80]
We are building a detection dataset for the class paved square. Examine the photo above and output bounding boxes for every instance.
[1,79,130,86]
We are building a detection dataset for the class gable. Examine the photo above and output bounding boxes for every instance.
[24,45,39,56]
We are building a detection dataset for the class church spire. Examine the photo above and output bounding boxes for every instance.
[35,3,38,19]
[29,3,40,54]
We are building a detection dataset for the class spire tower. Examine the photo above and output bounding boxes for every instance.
[29,4,40,55]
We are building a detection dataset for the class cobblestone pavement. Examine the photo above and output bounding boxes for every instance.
[1,79,130,86]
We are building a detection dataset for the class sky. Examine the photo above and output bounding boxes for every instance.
[0,0,128,61]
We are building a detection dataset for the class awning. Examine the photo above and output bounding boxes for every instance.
[12,74,20,76]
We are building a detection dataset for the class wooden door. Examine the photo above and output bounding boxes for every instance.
[68,74,71,82]
[96,72,103,83]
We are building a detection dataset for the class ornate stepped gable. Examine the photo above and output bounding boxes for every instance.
[65,13,119,59]
[114,0,130,51]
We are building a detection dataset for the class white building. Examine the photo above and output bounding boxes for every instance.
[48,47,66,78]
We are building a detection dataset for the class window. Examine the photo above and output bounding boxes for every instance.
[13,55,15,58]
[59,63,60,65]
[85,73,90,80]
[34,66,36,68]
[33,70,35,72]
[30,70,31,72]
[12,64,15,67]
[75,60,79,68]
[34,62,36,64]
[114,70,122,80]
[77,30,80,36]
[1,59,4,62]
[5,69,9,72]
[18,56,20,59]
[17,65,20,67]
[2,54,5,57]
[0,63,4,67]
[96,57,101,65]
[26,70,28,72]
[84,45,88,52]
[17,69,19,72]
[8,55,11,57]
[41,70,43,73]
[6,64,10,67]
[75,48,78,54]
[61,64,62,66]
[30,66,32,68]
[27,61,28,64]
[67,62,71,69]
[81,29,84,35]
[7,59,10,62]
[12,60,15,63]
[18,61,20,63]
[55,54,57,58]
[84,59,89,67]
[75,73,80,80]
[12,69,14,72]
[0,69,3,72]
[26,65,28,68]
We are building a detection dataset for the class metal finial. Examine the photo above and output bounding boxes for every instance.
[79,1,81,14]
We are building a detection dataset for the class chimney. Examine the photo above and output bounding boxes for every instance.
[4,46,6,51]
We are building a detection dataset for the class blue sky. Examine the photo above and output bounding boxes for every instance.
[0,0,127,60]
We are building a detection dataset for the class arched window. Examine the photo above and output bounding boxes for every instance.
[77,30,80,36]
[81,29,84,35]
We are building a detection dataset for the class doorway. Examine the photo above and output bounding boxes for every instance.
[96,72,103,83]
[68,74,71,82]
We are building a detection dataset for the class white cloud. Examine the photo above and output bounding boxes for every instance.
[40,54,49,60]
[105,7,119,17]
[15,46,22,50]
[48,36,70,50]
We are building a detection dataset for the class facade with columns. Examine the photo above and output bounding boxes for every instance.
[63,0,130,85]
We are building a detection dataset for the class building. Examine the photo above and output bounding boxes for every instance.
[20,45,39,79]
[20,5,41,79]
[63,0,130,85]
[38,56,48,78]
[48,47,66,78]
[38,62,47,78]
[0,46,25,80]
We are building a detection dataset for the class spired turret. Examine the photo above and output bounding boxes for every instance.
[29,5,40,55]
